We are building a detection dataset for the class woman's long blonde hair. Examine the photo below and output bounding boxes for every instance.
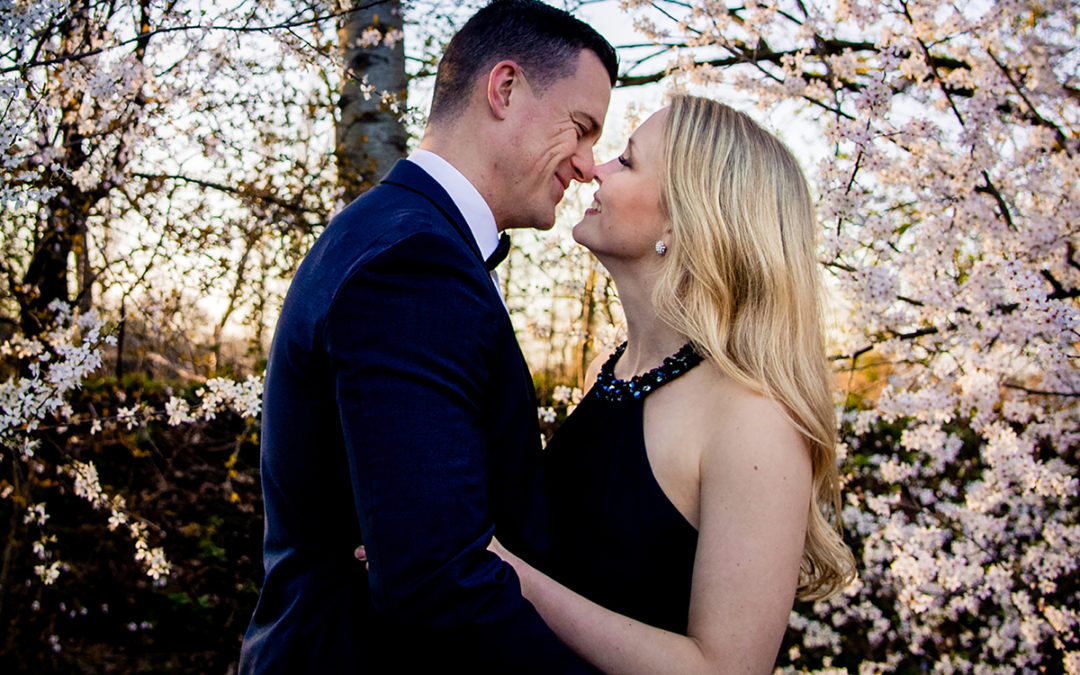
[656,95,855,600]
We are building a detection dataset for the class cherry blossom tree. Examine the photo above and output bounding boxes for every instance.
[0,0,350,356]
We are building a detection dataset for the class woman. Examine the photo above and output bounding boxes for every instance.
[492,94,856,673]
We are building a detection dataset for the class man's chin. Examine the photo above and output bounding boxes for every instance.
[525,209,558,231]
[500,217,555,232]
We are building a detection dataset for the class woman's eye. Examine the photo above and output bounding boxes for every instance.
[618,155,631,168]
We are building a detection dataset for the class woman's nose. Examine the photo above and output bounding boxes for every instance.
[592,158,619,183]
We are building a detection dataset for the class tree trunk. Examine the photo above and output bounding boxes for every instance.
[19,106,100,338]
[336,1,408,202]
[20,205,76,337]
[18,3,91,337]
[18,0,125,336]
[74,231,94,315]
[576,264,597,389]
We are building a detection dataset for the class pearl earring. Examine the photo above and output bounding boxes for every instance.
[655,240,667,255]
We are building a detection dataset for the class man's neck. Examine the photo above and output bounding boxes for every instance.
[419,130,501,230]
[407,148,499,261]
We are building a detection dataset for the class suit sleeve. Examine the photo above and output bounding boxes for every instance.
[324,229,592,672]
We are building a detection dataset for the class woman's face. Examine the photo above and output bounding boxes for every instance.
[572,107,669,262]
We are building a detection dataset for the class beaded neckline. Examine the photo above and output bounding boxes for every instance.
[593,341,704,402]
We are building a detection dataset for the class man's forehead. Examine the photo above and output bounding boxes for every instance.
[569,51,612,107]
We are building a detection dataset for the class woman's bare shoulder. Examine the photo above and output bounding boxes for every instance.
[679,363,809,471]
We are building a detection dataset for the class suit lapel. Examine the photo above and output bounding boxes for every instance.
[382,159,534,393]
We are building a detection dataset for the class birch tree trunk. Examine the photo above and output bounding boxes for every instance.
[336,1,408,201]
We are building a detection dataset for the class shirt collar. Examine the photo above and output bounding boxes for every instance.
[407,149,499,261]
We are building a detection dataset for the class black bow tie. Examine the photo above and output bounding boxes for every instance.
[485,233,511,271]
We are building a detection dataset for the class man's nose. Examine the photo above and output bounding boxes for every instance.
[570,148,597,183]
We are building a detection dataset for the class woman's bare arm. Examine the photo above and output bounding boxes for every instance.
[494,388,811,674]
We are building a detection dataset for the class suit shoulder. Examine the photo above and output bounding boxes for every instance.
[329,182,456,238]
[278,188,478,336]
[309,184,472,272]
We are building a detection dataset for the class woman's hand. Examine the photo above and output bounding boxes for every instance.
[359,537,517,572]
[488,536,528,580]
[487,536,509,560]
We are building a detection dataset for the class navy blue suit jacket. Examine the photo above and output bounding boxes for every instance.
[239,160,591,673]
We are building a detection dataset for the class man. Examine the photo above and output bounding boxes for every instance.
[238,1,617,672]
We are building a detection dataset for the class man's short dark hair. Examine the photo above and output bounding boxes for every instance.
[428,0,618,123]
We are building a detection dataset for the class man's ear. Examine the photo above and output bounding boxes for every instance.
[486,60,524,120]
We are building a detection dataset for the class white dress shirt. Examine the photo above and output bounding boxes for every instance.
[407,149,505,298]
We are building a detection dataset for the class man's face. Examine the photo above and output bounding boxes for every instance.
[497,50,612,231]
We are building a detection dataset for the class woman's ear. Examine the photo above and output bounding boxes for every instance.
[486,60,524,120]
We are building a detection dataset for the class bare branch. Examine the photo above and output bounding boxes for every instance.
[132,172,323,216]
[1003,382,1080,397]
[1,0,394,75]
[985,49,1074,156]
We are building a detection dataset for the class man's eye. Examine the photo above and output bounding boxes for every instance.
[618,155,631,168]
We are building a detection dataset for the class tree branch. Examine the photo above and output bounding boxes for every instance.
[1041,270,1080,300]
[132,172,323,216]
[1,1,394,75]
[830,326,941,365]
[614,31,971,90]
[1003,382,1080,397]
[985,49,1074,156]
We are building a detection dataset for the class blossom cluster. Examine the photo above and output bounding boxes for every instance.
[0,305,263,588]
[0,300,113,448]
[538,384,585,428]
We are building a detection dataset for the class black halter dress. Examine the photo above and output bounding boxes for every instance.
[542,342,703,634]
